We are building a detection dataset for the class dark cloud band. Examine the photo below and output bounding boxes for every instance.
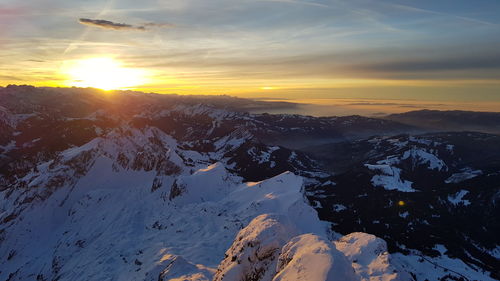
[358,56,500,73]
[78,18,145,31]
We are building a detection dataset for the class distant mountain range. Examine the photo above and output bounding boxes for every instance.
[0,85,498,281]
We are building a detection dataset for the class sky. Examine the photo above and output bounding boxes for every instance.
[1,0,500,113]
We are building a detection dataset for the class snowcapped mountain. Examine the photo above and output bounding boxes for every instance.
[305,133,500,280]
[0,85,498,280]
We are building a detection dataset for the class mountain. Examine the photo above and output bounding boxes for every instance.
[386,110,500,135]
[0,85,498,281]
[304,132,500,279]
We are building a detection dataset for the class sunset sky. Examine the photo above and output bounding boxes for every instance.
[1,0,500,111]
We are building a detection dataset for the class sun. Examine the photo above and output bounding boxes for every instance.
[62,57,148,90]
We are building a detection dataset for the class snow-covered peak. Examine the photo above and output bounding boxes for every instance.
[365,163,416,192]
[149,254,214,281]
[170,162,239,204]
[445,168,482,184]
[447,190,471,206]
[335,233,413,281]
[274,234,357,281]
[214,214,296,281]
[402,147,447,171]
[172,104,240,120]
[214,215,360,281]
[226,172,325,234]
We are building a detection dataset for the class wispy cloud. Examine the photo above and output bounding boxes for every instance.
[257,0,330,8]
[0,75,25,81]
[143,22,175,28]
[346,102,446,108]
[379,2,497,26]
[78,18,146,31]
[131,45,500,81]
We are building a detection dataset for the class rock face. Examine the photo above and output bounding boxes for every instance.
[0,86,498,281]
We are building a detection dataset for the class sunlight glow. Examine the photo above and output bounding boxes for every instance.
[62,57,149,90]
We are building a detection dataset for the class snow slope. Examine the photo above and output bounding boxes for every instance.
[274,234,357,281]
[1,88,497,281]
[335,233,413,281]
[365,163,415,192]
[0,125,412,281]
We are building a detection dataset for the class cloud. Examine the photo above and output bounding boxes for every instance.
[0,75,25,81]
[370,112,389,117]
[346,102,447,107]
[358,56,500,73]
[384,2,497,26]
[257,0,329,8]
[78,18,175,31]
[133,46,500,81]
[347,102,409,106]
[143,22,175,28]
[78,18,146,31]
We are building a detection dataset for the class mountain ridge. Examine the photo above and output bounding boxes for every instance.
[0,86,498,280]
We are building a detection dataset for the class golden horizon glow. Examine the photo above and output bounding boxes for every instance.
[62,57,149,91]
[1,0,500,109]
